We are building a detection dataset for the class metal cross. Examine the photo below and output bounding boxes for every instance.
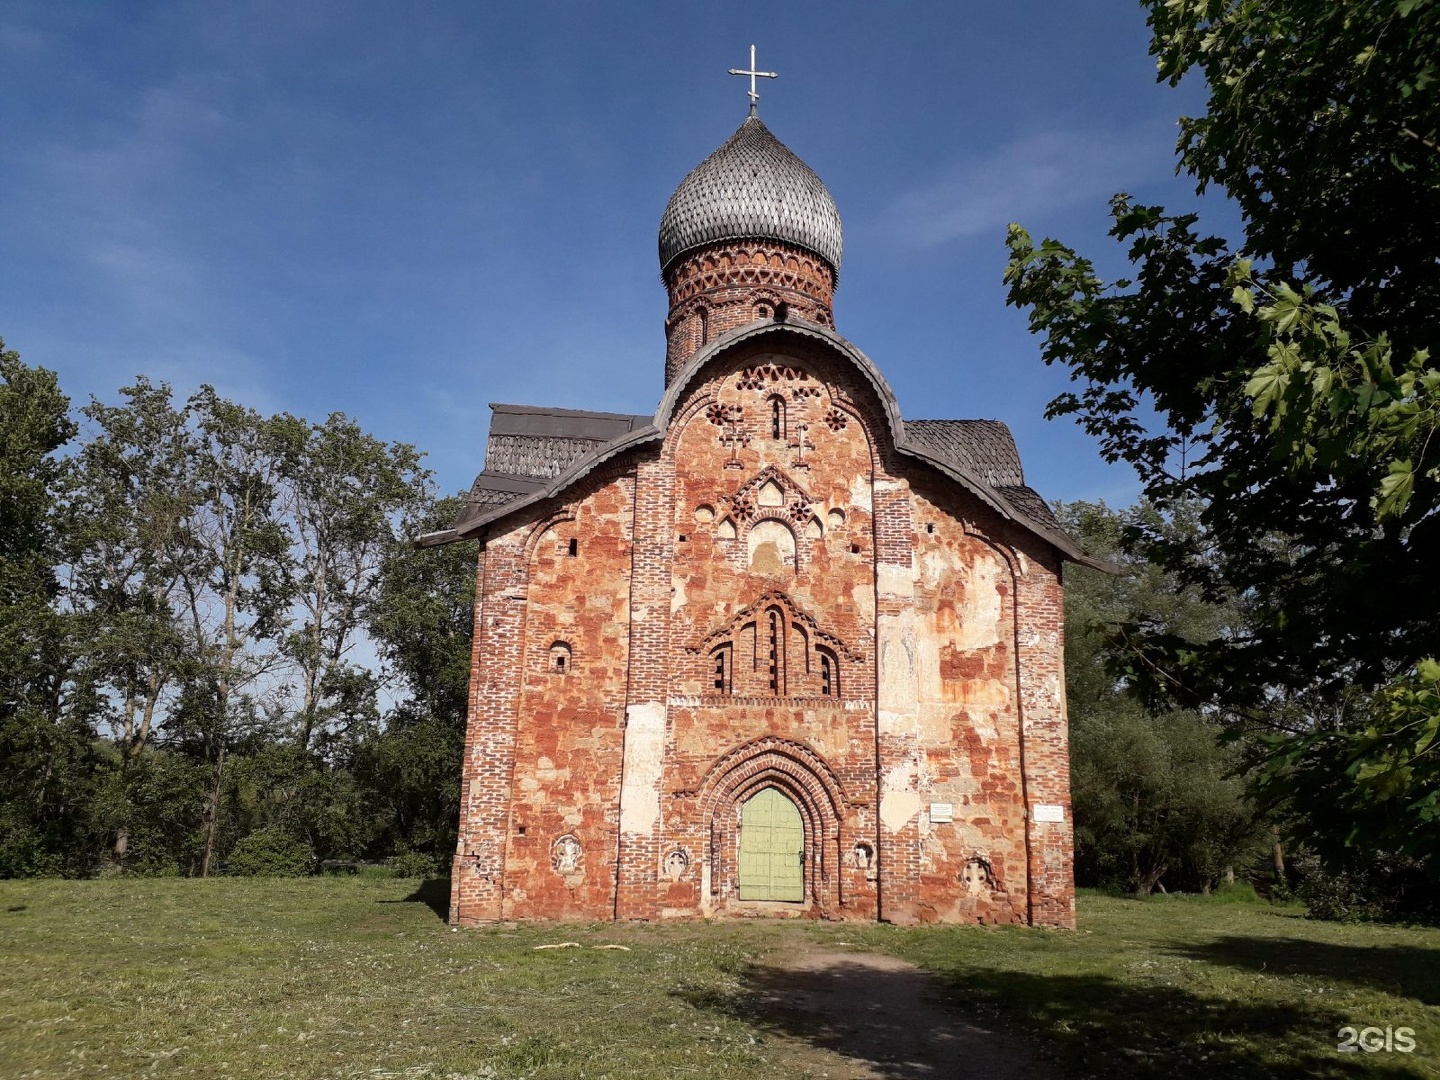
[728,44,778,116]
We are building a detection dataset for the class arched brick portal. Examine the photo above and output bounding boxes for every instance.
[696,737,847,915]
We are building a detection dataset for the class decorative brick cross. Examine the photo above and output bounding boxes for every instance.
[789,421,814,469]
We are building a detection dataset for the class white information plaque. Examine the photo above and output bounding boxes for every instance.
[928,803,954,823]
[1032,804,1065,822]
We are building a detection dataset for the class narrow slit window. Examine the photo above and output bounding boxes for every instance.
[769,396,786,440]
[766,608,784,695]
[712,647,729,693]
[567,538,578,557]
[816,646,840,698]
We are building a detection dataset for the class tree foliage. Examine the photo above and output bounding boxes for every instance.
[0,340,470,878]
[1060,501,1266,894]
[0,342,103,877]
[1005,0,1440,871]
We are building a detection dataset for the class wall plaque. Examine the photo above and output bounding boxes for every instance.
[1032,804,1065,822]
[928,803,954,823]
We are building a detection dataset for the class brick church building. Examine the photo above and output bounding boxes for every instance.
[419,102,1092,928]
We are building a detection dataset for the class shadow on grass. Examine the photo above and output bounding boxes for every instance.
[375,878,449,922]
[1174,936,1440,1007]
[677,957,1020,1079]
[678,959,1432,1080]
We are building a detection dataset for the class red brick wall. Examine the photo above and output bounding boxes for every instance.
[451,472,636,925]
[1013,543,1076,928]
[904,484,1030,925]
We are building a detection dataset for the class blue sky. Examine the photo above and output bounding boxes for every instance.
[1,1,1224,508]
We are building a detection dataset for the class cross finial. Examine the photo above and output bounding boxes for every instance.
[728,44,778,116]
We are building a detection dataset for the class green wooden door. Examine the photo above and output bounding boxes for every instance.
[738,788,804,901]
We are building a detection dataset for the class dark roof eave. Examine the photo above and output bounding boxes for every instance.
[413,528,461,549]
[892,443,1098,566]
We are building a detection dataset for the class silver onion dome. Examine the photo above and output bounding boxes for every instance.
[658,115,843,278]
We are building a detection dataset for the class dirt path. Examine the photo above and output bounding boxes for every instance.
[745,947,1040,1079]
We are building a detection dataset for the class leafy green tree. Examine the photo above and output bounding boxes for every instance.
[1005,0,1439,872]
[0,340,99,877]
[225,825,313,877]
[219,742,367,864]
[356,495,476,863]
[370,495,476,729]
[177,387,295,875]
[1060,501,1265,894]
[271,412,428,756]
[70,379,200,866]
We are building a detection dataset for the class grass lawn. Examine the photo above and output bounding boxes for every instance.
[0,877,1435,1079]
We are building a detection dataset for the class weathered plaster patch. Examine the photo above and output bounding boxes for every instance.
[954,553,1003,649]
[877,562,914,601]
[880,790,922,834]
[850,583,875,621]
[878,616,918,728]
[918,547,953,590]
[619,702,666,835]
[849,474,874,511]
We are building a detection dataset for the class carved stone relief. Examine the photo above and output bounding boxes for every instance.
[663,849,690,882]
[551,835,583,875]
[961,855,997,895]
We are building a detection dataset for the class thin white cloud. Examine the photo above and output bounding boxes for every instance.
[884,123,1175,247]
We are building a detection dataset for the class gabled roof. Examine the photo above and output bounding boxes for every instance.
[419,320,1099,567]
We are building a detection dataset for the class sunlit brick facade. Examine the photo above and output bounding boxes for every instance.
[420,114,1086,927]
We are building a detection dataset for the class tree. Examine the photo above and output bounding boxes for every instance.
[70,379,199,867]
[1005,0,1439,871]
[0,340,99,876]
[1060,501,1265,894]
[179,387,294,876]
[369,495,476,730]
[271,412,428,756]
[356,495,476,864]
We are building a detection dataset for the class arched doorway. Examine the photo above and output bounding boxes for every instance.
[738,787,804,901]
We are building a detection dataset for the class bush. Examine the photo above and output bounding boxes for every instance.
[226,827,313,877]
[388,850,439,879]
[1292,850,1440,923]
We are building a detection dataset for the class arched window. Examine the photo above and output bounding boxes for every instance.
[764,607,786,695]
[768,395,786,440]
[549,642,572,674]
[817,648,838,697]
[711,645,731,694]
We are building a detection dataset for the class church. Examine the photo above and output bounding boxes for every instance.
[419,77,1091,928]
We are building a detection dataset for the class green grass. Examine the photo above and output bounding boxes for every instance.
[0,878,1436,1079]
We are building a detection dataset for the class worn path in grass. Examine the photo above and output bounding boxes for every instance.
[746,945,1037,1079]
